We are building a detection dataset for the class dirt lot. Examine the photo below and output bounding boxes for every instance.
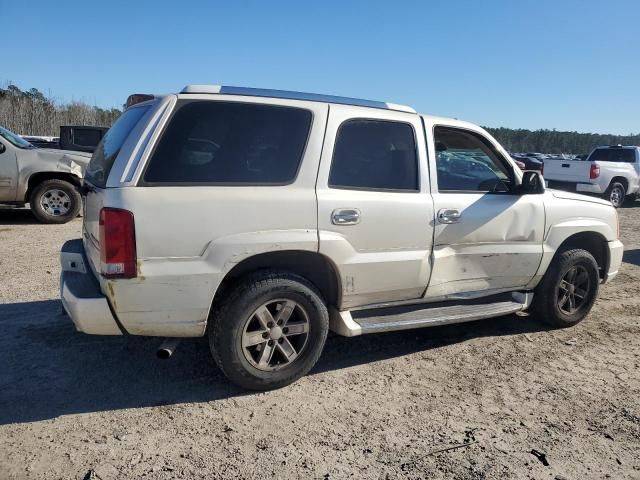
[0,206,639,480]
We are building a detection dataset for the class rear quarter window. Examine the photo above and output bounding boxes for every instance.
[85,106,150,188]
[142,101,312,185]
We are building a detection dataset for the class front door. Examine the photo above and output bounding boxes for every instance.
[317,105,434,309]
[425,124,544,299]
[0,141,18,202]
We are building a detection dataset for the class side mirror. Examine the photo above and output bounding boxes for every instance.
[0,142,5,154]
[517,170,545,194]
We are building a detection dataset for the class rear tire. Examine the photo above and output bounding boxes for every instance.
[30,179,81,224]
[532,248,599,328]
[208,270,329,390]
[605,182,625,208]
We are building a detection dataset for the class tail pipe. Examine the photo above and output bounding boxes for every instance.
[157,338,181,359]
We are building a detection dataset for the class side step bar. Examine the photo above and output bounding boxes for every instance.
[330,292,532,337]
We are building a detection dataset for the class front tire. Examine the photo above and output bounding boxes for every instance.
[605,182,625,208]
[30,179,81,224]
[209,271,329,390]
[532,248,600,327]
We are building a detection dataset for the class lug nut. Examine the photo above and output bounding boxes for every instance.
[267,321,274,328]
[277,320,283,326]
[262,332,269,339]
[283,327,289,334]
[278,338,284,344]
[268,340,275,346]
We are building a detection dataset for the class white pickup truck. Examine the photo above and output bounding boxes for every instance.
[60,85,623,390]
[544,146,640,207]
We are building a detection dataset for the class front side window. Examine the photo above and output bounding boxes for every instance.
[143,101,312,185]
[434,126,512,192]
[329,119,418,191]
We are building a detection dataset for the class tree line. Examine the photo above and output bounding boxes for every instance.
[485,126,640,155]
[1,83,638,154]
[0,84,121,137]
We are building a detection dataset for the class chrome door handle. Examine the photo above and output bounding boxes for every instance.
[332,208,360,225]
[438,208,461,224]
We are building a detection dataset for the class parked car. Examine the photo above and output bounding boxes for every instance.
[21,135,60,149]
[543,145,640,207]
[21,126,108,153]
[511,154,544,173]
[60,85,623,390]
[0,126,91,223]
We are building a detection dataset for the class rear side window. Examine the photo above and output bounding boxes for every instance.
[143,101,312,185]
[588,148,636,163]
[85,106,149,188]
[329,119,418,191]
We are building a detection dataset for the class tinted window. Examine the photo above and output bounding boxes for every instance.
[588,148,636,163]
[143,101,312,184]
[85,106,149,188]
[434,126,512,192]
[329,120,418,191]
[73,128,102,147]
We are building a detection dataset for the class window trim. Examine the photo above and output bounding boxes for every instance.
[138,99,314,187]
[432,124,515,195]
[328,117,421,193]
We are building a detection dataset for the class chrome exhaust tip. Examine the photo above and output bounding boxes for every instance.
[157,338,180,359]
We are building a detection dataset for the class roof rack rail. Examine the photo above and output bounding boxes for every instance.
[180,85,416,113]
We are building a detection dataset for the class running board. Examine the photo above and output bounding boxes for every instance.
[329,292,532,337]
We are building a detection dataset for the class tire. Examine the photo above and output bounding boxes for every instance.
[30,179,81,224]
[209,270,329,390]
[605,182,625,208]
[532,248,600,328]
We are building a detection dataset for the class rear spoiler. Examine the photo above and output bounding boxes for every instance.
[125,94,154,108]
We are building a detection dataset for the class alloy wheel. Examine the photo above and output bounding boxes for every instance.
[40,189,71,216]
[241,299,310,371]
[557,265,591,315]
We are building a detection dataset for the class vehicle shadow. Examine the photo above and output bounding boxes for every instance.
[0,299,550,426]
[0,208,39,225]
[622,249,640,267]
[621,200,640,209]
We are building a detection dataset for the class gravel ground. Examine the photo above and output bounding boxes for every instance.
[1,205,639,480]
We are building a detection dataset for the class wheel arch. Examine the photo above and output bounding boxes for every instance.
[210,250,343,315]
[25,171,82,202]
[608,176,628,192]
[554,231,609,279]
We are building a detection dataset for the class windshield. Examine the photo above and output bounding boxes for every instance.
[85,105,150,188]
[0,126,35,149]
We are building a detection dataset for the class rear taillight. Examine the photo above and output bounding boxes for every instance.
[540,163,544,176]
[99,208,137,278]
[590,163,600,179]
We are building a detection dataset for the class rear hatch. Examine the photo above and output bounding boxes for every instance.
[543,159,592,183]
[82,104,152,275]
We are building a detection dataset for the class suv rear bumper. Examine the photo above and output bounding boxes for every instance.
[60,239,122,335]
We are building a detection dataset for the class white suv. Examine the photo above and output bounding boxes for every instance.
[60,85,623,390]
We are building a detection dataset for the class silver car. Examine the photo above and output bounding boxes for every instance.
[0,126,90,223]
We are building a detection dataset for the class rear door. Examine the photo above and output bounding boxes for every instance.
[425,122,544,299]
[317,105,433,309]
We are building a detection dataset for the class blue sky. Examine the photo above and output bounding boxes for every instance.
[3,0,639,134]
